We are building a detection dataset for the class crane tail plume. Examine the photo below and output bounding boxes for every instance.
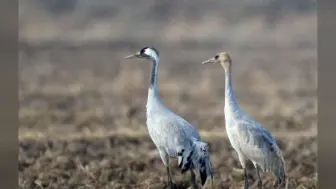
[178,139,213,186]
[272,145,286,185]
[261,143,286,186]
[275,161,286,186]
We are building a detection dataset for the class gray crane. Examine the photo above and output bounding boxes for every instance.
[125,47,213,189]
[201,52,285,189]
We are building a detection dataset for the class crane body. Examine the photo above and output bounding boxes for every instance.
[125,47,213,189]
[202,52,285,189]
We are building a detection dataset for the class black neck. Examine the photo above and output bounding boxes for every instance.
[149,58,158,89]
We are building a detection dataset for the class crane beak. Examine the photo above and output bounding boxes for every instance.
[201,58,215,64]
[124,52,141,59]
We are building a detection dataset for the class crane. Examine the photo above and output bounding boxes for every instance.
[125,47,213,189]
[201,52,285,189]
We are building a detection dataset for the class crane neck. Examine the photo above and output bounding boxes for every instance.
[148,57,160,102]
[149,57,159,89]
[223,64,240,116]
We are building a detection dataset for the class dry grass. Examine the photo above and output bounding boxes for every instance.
[19,132,316,189]
[19,1,316,189]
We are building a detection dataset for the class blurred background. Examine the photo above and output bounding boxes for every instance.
[19,0,317,188]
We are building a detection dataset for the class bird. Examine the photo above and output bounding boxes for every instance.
[124,47,213,189]
[201,52,285,189]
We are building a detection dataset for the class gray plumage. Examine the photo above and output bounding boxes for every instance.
[202,52,285,189]
[125,47,213,188]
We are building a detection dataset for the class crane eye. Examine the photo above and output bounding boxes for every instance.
[140,48,146,55]
[215,55,219,59]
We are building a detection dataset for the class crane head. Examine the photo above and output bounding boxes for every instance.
[124,47,160,61]
[201,52,232,66]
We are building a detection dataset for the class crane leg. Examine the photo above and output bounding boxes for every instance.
[256,166,262,189]
[166,166,174,189]
[238,154,249,189]
[190,169,198,189]
[244,168,249,189]
[159,150,174,189]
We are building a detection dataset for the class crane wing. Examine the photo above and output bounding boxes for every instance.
[173,114,201,140]
[234,121,284,172]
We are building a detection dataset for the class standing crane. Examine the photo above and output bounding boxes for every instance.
[125,47,213,189]
[201,52,285,189]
